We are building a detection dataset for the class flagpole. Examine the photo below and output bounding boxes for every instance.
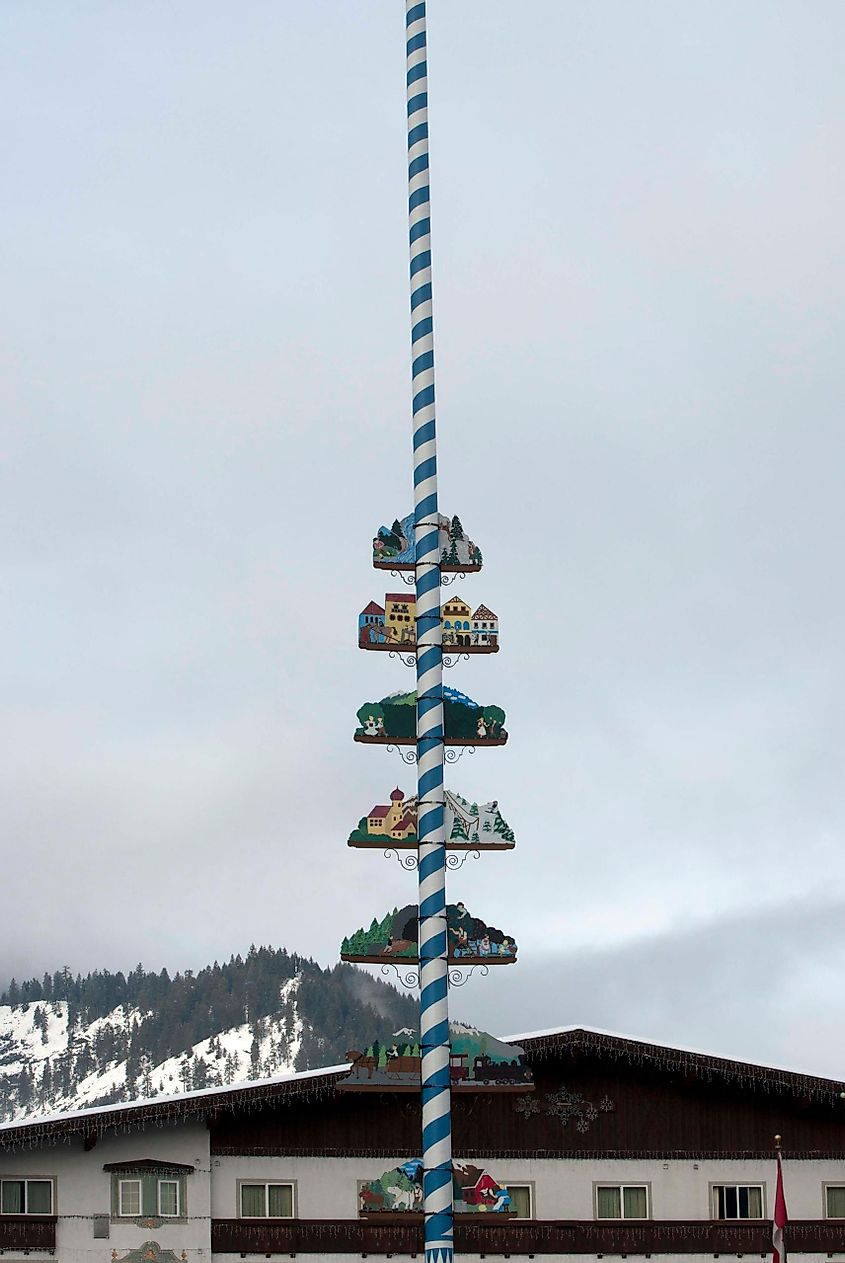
[772,1133,787,1263]
[405,5,453,1263]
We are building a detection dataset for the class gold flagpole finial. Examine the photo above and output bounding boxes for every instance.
[774,1133,782,1151]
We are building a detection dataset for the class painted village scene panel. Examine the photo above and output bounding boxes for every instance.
[354,687,507,746]
[340,1022,533,1092]
[347,787,516,851]
[373,513,482,572]
[341,901,517,965]
[359,593,499,652]
[359,1161,514,1216]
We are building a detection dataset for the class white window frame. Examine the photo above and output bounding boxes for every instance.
[157,1178,180,1218]
[237,1179,296,1219]
[118,1178,142,1218]
[594,1182,651,1220]
[710,1183,766,1220]
[824,1184,845,1219]
[503,1182,534,1218]
[0,1177,54,1216]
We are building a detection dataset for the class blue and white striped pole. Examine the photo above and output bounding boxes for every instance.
[406,5,453,1263]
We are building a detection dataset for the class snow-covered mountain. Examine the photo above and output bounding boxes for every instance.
[0,950,417,1123]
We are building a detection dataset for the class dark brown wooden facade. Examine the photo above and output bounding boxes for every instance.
[209,1030,845,1160]
[0,1214,57,1250]
[212,1217,845,1256]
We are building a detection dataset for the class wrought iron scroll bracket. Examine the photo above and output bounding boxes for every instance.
[444,745,475,764]
[447,963,490,988]
[380,963,420,988]
[440,572,466,587]
[384,847,419,871]
[390,570,416,587]
[388,650,417,668]
[445,849,480,871]
[442,652,470,669]
[386,744,418,766]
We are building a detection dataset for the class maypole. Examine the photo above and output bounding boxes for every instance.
[405,5,453,1263]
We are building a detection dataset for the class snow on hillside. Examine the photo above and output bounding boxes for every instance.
[0,976,303,1122]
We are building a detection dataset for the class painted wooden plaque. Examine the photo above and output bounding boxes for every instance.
[373,512,482,573]
[358,594,499,653]
[354,687,507,746]
[340,1022,533,1093]
[359,1160,513,1216]
[347,787,515,850]
[341,901,517,965]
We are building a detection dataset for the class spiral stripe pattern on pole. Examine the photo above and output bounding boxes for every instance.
[407,4,453,1263]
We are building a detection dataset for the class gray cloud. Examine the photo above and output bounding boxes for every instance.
[2,1,844,1077]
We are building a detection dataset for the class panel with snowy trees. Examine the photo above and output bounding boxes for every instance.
[347,787,515,851]
[373,513,482,573]
[358,593,498,652]
[340,1022,533,1092]
[359,1160,513,1215]
[354,688,507,746]
[341,901,517,965]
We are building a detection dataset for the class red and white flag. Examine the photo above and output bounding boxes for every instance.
[772,1148,788,1263]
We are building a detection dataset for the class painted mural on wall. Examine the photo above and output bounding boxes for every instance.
[373,513,483,572]
[347,787,516,850]
[359,1160,512,1215]
[354,687,507,746]
[358,594,499,651]
[341,901,517,964]
[341,1021,533,1091]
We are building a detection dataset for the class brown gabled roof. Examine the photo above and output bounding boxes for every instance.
[511,1026,845,1104]
[0,1065,346,1150]
[472,604,497,620]
[360,602,385,616]
[1,1026,842,1151]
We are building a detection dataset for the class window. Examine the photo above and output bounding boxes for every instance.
[826,1186,845,1218]
[158,1180,180,1217]
[118,1180,142,1217]
[109,1169,188,1220]
[0,1179,53,1215]
[239,1182,295,1218]
[712,1185,764,1219]
[595,1184,649,1219]
[504,1184,533,1218]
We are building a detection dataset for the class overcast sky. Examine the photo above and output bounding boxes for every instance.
[3,1,844,1080]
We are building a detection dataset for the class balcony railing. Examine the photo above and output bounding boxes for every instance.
[0,1215,57,1250]
[212,1217,845,1254]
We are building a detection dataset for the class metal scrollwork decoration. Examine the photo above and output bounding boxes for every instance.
[447,963,490,988]
[388,650,417,668]
[513,1085,616,1134]
[440,571,467,587]
[386,744,418,766]
[389,569,416,587]
[445,849,480,871]
[380,963,420,988]
[384,847,418,871]
[444,745,475,764]
[442,652,471,669]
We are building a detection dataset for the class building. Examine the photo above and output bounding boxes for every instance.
[384,594,415,644]
[358,603,386,646]
[442,597,472,646]
[1,1025,844,1263]
[366,788,416,841]
[471,604,498,646]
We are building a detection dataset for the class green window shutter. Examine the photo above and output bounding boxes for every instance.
[142,1175,158,1217]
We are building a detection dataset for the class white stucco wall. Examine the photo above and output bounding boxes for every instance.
[212,1152,845,1221]
[2,1124,844,1262]
[0,1119,210,1263]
